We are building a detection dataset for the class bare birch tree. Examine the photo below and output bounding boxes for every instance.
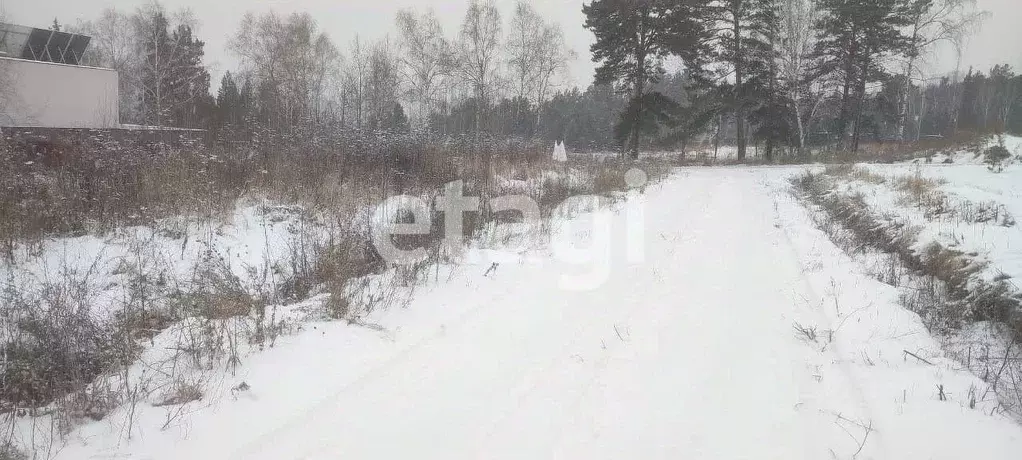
[230,11,339,131]
[366,39,401,131]
[395,8,450,127]
[778,0,820,156]
[133,4,209,127]
[506,1,544,105]
[454,0,503,134]
[532,24,574,113]
[73,9,142,123]
[344,36,370,131]
[897,0,986,141]
[504,1,574,133]
[531,22,572,132]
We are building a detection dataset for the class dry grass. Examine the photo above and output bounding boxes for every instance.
[823,164,888,185]
[824,163,1015,228]
[793,171,1019,335]
[800,165,1022,418]
[0,277,138,411]
[0,131,475,251]
[1,132,679,433]
[793,322,819,343]
[152,380,203,407]
[793,170,1022,416]
[0,443,27,460]
[183,250,260,320]
[893,171,946,201]
[885,170,1014,227]
[814,132,985,164]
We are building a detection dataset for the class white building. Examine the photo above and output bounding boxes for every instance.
[0,23,120,129]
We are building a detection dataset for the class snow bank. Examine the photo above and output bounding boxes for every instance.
[904,134,1022,165]
[0,202,323,318]
[12,167,1021,459]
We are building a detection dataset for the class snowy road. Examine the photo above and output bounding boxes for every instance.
[235,170,820,459]
[55,168,1022,459]
[225,169,1021,460]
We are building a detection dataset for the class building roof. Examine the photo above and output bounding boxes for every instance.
[0,23,91,65]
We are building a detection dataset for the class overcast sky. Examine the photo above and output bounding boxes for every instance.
[3,0,1020,89]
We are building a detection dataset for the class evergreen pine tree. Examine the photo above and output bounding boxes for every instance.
[744,0,787,161]
[138,11,211,128]
[166,25,211,127]
[702,0,780,160]
[583,0,707,159]
[388,103,410,133]
[815,0,912,152]
[217,71,242,127]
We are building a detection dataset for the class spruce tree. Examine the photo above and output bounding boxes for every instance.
[166,25,211,128]
[815,0,912,152]
[217,71,242,127]
[583,0,706,159]
[138,12,211,127]
[703,0,774,160]
[744,0,787,161]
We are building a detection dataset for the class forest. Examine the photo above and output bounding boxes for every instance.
[57,0,1020,160]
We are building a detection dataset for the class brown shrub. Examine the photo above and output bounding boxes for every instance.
[153,380,203,407]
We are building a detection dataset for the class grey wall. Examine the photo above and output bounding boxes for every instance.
[0,56,119,128]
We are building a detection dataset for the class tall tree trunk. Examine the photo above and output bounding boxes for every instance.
[951,50,963,136]
[766,38,778,163]
[839,78,851,147]
[897,18,921,143]
[794,101,806,157]
[733,9,746,161]
[896,58,915,143]
[915,91,925,141]
[714,113,722,159]
[629,76,643,160]
[628,30,646,161]
[852,51,870,153]
[838,25,858,149]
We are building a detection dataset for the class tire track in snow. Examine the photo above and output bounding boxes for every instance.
[468,180,715,457]
[236,168,999,460]
[229,264,531,460]
[767,174,891,457]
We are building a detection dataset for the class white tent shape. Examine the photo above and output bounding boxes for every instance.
[553,141,568,162]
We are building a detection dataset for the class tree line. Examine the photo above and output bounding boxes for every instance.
[65,0,1021,158]
[69,1,574,140]
[581,0,1022,159]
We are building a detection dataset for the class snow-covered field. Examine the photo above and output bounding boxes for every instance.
[793,135,1022,422]
[9,164,1022,459]
[0,203,319,319]
[853,136,1022,285]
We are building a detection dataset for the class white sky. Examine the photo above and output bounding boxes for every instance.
[3,0,1021,90]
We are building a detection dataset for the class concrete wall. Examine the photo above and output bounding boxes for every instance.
[0,56,119,128]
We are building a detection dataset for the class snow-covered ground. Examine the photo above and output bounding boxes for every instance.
[849,135,1022,287]
[13,166,1022,459]
[0,202,326,320]
[793,136,1022,420]
[905,134,1022,166]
